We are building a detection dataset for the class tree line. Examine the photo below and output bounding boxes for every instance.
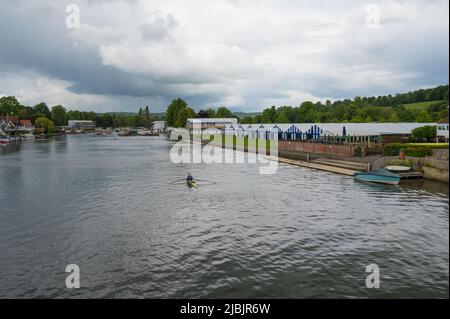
[0,96,158,129]
[166,85,448,127]
[2,84,448,130]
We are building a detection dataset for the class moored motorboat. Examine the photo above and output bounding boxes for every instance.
[354,168,401,185]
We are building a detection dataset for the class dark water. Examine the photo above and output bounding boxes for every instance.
[0,136,448,298]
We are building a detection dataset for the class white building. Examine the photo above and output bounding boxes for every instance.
[187,118,238,135]
[224,122,437,141]
[68,120,95,131]
[152,121,166,133]
[437,121,449,142]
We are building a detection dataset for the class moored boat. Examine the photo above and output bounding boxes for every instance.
[354,168,401,185]
[21,133,35,140]
[386,165,411,173]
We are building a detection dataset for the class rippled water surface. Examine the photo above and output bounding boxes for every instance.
[0,136,448,298]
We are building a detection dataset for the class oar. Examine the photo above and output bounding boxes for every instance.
[196,178,217,185]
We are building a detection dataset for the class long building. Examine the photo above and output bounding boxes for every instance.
[68,120,95,131]
[224,122,436,142]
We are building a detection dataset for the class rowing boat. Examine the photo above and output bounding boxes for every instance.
[186,179,199,188]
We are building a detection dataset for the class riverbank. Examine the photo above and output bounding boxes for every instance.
[199,135,448,183]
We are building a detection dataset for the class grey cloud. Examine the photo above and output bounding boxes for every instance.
[141,14,177,41]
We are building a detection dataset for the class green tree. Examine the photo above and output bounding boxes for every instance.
[390,112,399,123]
[138,106,152,128]
[51,105,67,126]
[262,106,277,123]
[206,108,216,118]
[35,117,55,133]
[411,125,437,142]
[275,110,290,123]
[216,106,233,118]
[416,110,433,123]
[240,116,255,124]
[166,98,188,126]
[0,96,21,115]
[296,102,317,123]
[175,107,196,127]
[33,102,51,119]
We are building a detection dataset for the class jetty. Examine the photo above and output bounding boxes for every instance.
[266,156,358,176]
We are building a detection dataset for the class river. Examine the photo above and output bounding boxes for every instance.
[0,135,448,298]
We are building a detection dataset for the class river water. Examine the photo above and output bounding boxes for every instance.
[0,135,448,298]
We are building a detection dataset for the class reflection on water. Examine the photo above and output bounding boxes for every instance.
[0,136,448,298]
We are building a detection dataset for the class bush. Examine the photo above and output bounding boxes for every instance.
[384,143,404,156]
[384,143,445,157]
[403,148,432,157]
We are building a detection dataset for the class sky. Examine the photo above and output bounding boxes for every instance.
[0,0,448,113]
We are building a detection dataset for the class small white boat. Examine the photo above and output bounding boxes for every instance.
[386,165,411,173]
[21,133,35,140]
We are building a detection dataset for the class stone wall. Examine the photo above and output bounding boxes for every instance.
[279,141,355,158]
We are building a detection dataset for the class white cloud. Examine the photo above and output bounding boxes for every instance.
[0,0,448,112]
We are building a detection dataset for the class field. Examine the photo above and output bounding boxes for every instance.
[402,100,447,111]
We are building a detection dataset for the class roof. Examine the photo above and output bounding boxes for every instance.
[225,122,435,136]
[0,115,19,124]
[188,118,238,123]
[19,120,32,127]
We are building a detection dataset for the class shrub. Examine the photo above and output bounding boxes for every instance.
[384,143,404,156]
[384,143,447,157]
[403,148,432,157]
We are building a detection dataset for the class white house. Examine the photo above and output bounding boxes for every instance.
[436,121,449,142]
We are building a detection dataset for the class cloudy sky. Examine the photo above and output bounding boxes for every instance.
[0,0,448,113]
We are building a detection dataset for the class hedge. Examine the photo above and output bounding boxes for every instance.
[384,143,447,157]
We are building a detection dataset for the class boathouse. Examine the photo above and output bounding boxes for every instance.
[224,122,435,142]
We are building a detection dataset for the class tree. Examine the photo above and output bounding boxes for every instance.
[216,106,233,118]
[197,110,210,118]
[240,116,255,124]
[411,125,437,142]
[296,102,317,123]
[416,110,433,123]
[390,113,399,123]
[33,102,51,119]
[166,98,188,126]
[137,105,152,128]
[0,96,21,115]
[262,106,277,123]
[35,117,55,133]
[206,108,216,118]
[275,111,290,123]
[51,105,67,126]
[175,107,196,127]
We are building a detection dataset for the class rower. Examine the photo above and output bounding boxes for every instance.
[186,172,194,182]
